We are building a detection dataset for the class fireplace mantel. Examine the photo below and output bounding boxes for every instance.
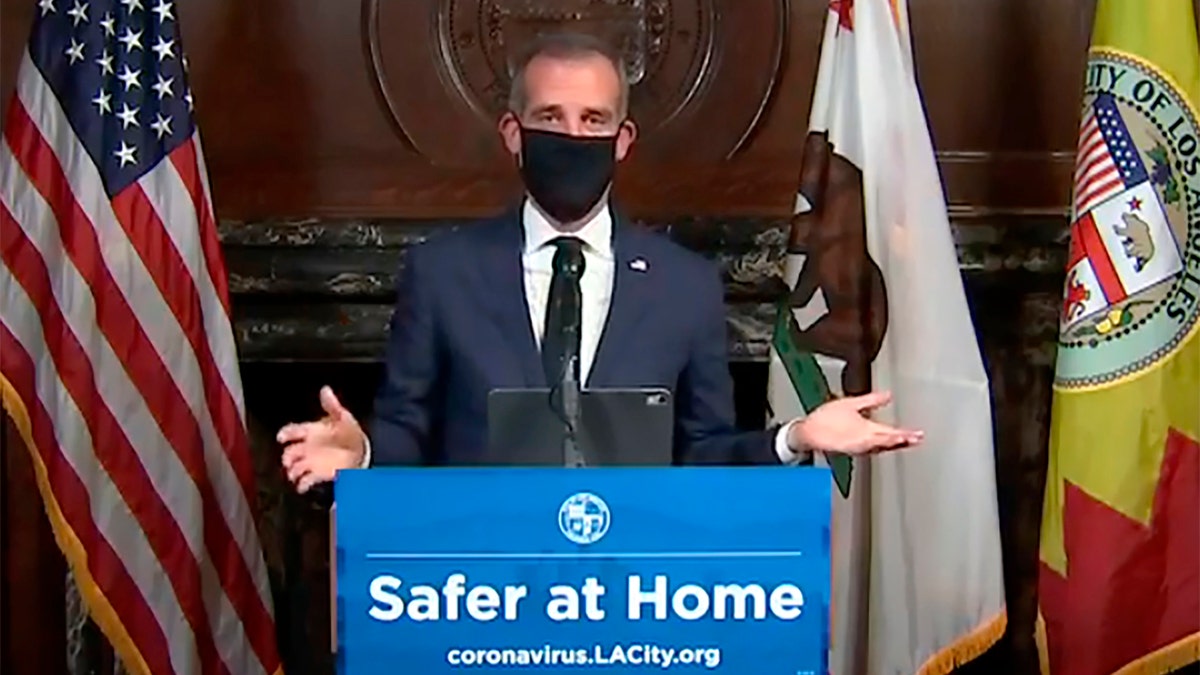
[219,215,1069,363]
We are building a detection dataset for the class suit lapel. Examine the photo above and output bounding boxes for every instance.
[589,214,654,387]
[481,209,545,387]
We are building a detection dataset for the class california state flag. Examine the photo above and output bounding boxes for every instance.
[767,0,1007,672]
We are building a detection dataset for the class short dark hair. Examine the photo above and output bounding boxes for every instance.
[507,31,629,117]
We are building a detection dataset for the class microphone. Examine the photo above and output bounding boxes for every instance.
[557,304,584,467]
[546,237,586,467]
[561,352,584,468]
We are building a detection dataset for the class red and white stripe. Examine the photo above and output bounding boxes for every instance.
[1067,212,1128,305]
[1072,108,1124,217]
[0,55,279,675]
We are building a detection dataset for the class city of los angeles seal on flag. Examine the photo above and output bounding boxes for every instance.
[1038,3,1200,671]
[1057,50,1200,388]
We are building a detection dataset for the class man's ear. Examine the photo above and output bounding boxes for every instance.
[615,118,638,162]
[498,111,522,156]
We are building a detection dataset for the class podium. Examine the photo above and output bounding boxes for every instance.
[332,467,831,674]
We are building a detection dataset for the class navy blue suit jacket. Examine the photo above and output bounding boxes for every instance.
[368,205,781,466]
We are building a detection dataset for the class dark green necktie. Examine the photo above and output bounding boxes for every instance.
[541,236,586,385]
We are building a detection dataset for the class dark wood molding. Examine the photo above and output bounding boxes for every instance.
[0,0,1095,219]
[0,413,68,675]
[940,151,1076,219]
[204,151,1081,220]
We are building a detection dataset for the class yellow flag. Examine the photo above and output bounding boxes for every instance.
[1036,1,1200,674]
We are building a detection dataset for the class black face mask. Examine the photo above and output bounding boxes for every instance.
[518,127,618,223]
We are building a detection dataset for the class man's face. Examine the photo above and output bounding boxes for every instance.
[499,53,637,160]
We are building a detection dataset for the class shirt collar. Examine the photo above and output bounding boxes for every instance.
[521,198,613,257]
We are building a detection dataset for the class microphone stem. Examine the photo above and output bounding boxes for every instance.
[562,330,584,468]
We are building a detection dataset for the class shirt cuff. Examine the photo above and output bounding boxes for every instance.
[774,419,812,465]
[359,435,372,468]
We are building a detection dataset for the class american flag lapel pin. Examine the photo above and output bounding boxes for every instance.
[629,258,648,272]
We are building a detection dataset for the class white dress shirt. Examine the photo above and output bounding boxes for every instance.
[361,199,805,466]
[521,199,613,385]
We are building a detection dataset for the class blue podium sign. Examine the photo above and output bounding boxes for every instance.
[335,467,830,674]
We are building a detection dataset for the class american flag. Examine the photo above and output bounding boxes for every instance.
[1072,92,1149,219]
[0,2,282,675]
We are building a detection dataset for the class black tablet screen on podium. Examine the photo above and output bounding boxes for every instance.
[486,388,673,466]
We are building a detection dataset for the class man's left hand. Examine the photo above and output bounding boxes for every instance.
[788,390,923,456]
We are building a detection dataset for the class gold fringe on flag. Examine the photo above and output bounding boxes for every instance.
[1,374,153,675]
[1036,610,1199,675]
[915,609,1008,675]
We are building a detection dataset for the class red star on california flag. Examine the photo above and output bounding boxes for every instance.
[831,0,854,31]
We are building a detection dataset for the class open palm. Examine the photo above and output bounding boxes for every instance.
[278,386,367,493]
[790,391,923,455]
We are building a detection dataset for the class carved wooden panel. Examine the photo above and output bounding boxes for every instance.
[171,0,810,218]
[912,0,1093,218]
[128,0,808,219]
[368,0,785,164]
[0,0,1137,220]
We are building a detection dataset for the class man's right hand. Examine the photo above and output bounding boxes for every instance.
[278,386,367,494]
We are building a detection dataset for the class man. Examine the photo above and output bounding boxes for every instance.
[279,32,922,493]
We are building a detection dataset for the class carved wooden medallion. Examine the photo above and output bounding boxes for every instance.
[366,0,785,166]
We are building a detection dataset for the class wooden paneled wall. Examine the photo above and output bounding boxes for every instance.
[0,0,1115,221]
[3,1,1197,674]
